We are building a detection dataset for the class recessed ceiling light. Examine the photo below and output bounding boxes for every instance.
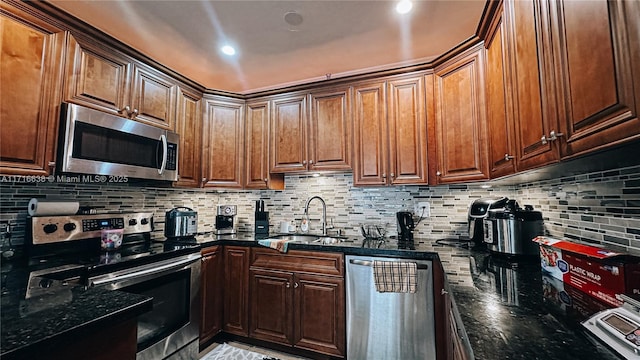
[395,0,413,14]
[221,45,236,56]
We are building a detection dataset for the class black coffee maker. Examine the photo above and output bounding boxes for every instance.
[396,211,415,242]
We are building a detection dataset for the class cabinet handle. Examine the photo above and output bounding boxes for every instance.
[549,130,564,141]
[294,282,299,288]
[436,171,441,176]
[441,288,448,295]
[541,135,548,145]
[286,282,291,288]
[504,154,515,161]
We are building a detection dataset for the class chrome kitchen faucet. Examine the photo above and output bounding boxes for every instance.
[304,196,328,236]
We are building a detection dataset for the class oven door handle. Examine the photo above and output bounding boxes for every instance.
[90,255,199,288]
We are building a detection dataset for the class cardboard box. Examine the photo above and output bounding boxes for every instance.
[534,236,640,307]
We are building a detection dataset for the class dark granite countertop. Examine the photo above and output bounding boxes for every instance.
[200,232,623,360]
[0,262,152,359]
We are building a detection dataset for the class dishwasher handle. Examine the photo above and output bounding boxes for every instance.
[349,258,429,270]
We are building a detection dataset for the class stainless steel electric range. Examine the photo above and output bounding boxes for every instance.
[26,212,201,360]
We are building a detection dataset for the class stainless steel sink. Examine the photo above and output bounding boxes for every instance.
[268,234,346,245]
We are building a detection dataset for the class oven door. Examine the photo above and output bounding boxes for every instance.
[89,253,201,360]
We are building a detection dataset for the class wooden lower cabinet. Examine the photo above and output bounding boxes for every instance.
[249,249,346,357]
[223,246,250,336]
[200,246,223,346]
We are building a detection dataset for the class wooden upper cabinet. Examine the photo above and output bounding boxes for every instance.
[505,0,558,171]
[270,94,307,173]
[387,75,429,185]
[0,8,65,176]
[485,4,517,179]
[308,87,352,171]
[549,0,640,158]
[202,96,244,188]
[174,86,203,187]
[129,65,177,129]
[245,100,284,190]
[352,81,388,186]
[64,34,176,130]
[432,46,489,184]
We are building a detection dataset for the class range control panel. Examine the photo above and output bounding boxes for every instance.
[29,212,153,245]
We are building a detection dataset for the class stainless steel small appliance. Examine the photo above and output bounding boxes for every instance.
[467,197,508,244]
[164,206,197,240]
[215,205,237,235]
[582,294,640,359]
[396,211,415,242]
[58,103,179,181]
[26,212,201,360]
[483,200,544,256]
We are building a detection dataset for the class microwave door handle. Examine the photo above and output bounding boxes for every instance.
[158,134,168,174]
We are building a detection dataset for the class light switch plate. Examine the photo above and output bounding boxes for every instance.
[414,202,430,217]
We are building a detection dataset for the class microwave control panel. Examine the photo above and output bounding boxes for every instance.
[29,212,153,245]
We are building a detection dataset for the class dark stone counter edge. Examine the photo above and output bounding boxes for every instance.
[1,288,153,359]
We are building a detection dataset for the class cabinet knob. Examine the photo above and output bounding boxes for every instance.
[294,282,299,288]
[131,108,139,117]
[309,160,314,165]
[504,154,515,161]
[436,171,441,176]
[549,130,564,141]
[118,105,131,115]
[390,173,395,178]
[441,288,448,295]
[264,178,268,182]
[286,282,291,288]
[540,135,548,145]
[382,173,387,178]
[202,177,207,183]
[302,160,307,165]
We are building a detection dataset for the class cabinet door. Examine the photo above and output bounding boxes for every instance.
[270,94,307,173]
[433,48,489,184]
[485,5,517,179]
[245,100,284,190]
[352,81,388,186]
[223,246,250,336]
[308,88,352,171]
[174,86,203,187]
[0,11,65,176]
[203,97,244,188]
[130,64,177,130]
[550,0,640,158]
[387,75,429,185]
[506,0,558,171]
[249,268,294,345]
[200,246,223,346]
[64,34,131,116]
[293,273,345,357]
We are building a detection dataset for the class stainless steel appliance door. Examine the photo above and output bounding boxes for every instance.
[90,253,201,360]
[346,255,436,359]
[59,103,179,181]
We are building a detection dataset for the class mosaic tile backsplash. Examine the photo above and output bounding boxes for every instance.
[2,165,640,256]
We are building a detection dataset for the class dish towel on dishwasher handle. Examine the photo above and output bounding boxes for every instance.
[373,260,418,293]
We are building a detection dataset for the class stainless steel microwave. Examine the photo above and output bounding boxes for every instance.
[57,103,179,181]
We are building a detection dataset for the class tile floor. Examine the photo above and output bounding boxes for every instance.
[199,341,310,360]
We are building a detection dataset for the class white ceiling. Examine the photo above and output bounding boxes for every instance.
[48,0,487,94]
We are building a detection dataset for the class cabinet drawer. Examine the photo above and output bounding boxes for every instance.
[251,248,344,276]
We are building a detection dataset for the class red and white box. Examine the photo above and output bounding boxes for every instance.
[534,236,640,307]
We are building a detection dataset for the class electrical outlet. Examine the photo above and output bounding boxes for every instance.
[414,202,430,218]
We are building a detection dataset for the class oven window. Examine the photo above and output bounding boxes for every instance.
[122,268,191,352]
[73,122,159,169]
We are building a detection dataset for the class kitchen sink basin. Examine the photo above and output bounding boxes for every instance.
[268,234,347,245]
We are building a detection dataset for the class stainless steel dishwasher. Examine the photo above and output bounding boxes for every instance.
[346,255,436,359]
